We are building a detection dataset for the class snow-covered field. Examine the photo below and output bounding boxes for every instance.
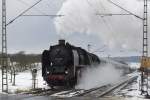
[0,65,49,93]
[128,62,140,69]
[0,62,150,100]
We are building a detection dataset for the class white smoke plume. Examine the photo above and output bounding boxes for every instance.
[75,63,123,90]
[54,0,148,51]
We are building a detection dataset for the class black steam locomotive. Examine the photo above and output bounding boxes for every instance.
[42,40,100,88]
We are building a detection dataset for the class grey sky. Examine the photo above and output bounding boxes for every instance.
[1,0,64,53]
[0,0,149,57]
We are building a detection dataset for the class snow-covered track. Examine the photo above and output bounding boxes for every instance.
[24,88,51,95]
[23,88,63,96]
[97,76,138,97]
[44,75,138,98]
[51,89,85,97]
[23,73,138,98]
[77,75,138,97]
[49,85,112,98]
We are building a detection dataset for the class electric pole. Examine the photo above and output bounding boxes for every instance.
[140,0,150,97]
[1,0,8,92]
[97,0,150,96]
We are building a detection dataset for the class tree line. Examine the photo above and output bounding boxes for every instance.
[0,51,41,72]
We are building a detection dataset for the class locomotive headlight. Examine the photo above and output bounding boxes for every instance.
[47,71,50,74]
[65,70,68,74]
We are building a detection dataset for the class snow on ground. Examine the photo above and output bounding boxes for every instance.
[0,64,49,93]
[117,72,142,97]
[117,62,150,99]
[128,62,140,69]
[119,62,141,96]
[0,62,150,100]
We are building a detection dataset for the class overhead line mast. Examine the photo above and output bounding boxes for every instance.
[140,0,150,97]
[1,0,44,93]
[97,0,150,97]
[1,0,63,92]
[1,0,8,92]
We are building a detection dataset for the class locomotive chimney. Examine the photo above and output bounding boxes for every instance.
[59,39,65,45]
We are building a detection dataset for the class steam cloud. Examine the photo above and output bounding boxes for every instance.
[54,0,147,51]
[75,63,123,90]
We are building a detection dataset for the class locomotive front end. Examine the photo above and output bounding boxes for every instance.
[42,40,75,87]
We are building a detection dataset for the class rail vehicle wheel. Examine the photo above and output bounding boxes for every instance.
[66,80,74,89]
[66,82,71,89]
[69,79,75,88]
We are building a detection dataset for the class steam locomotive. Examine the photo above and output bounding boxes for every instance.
[42,40,131,88]
[42,40,101,88]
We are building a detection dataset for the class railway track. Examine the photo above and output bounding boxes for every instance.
[24,88,51,95]
[97,76,138,97]
[49,75,138,98]
[22,74,138,98]
[81,75,138,98]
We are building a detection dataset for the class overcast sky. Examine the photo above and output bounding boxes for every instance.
[0,0,150,57]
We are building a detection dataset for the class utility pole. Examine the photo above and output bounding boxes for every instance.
[1,0,63,92]
[140,0,150,97]
[97,0,150,96]
[1,0,8,92]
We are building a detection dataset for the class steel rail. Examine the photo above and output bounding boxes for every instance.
[97,76,138,97]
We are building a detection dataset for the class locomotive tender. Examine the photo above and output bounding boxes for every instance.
[42,40,100,88]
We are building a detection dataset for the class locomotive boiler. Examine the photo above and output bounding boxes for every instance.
[42,40,100,88]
